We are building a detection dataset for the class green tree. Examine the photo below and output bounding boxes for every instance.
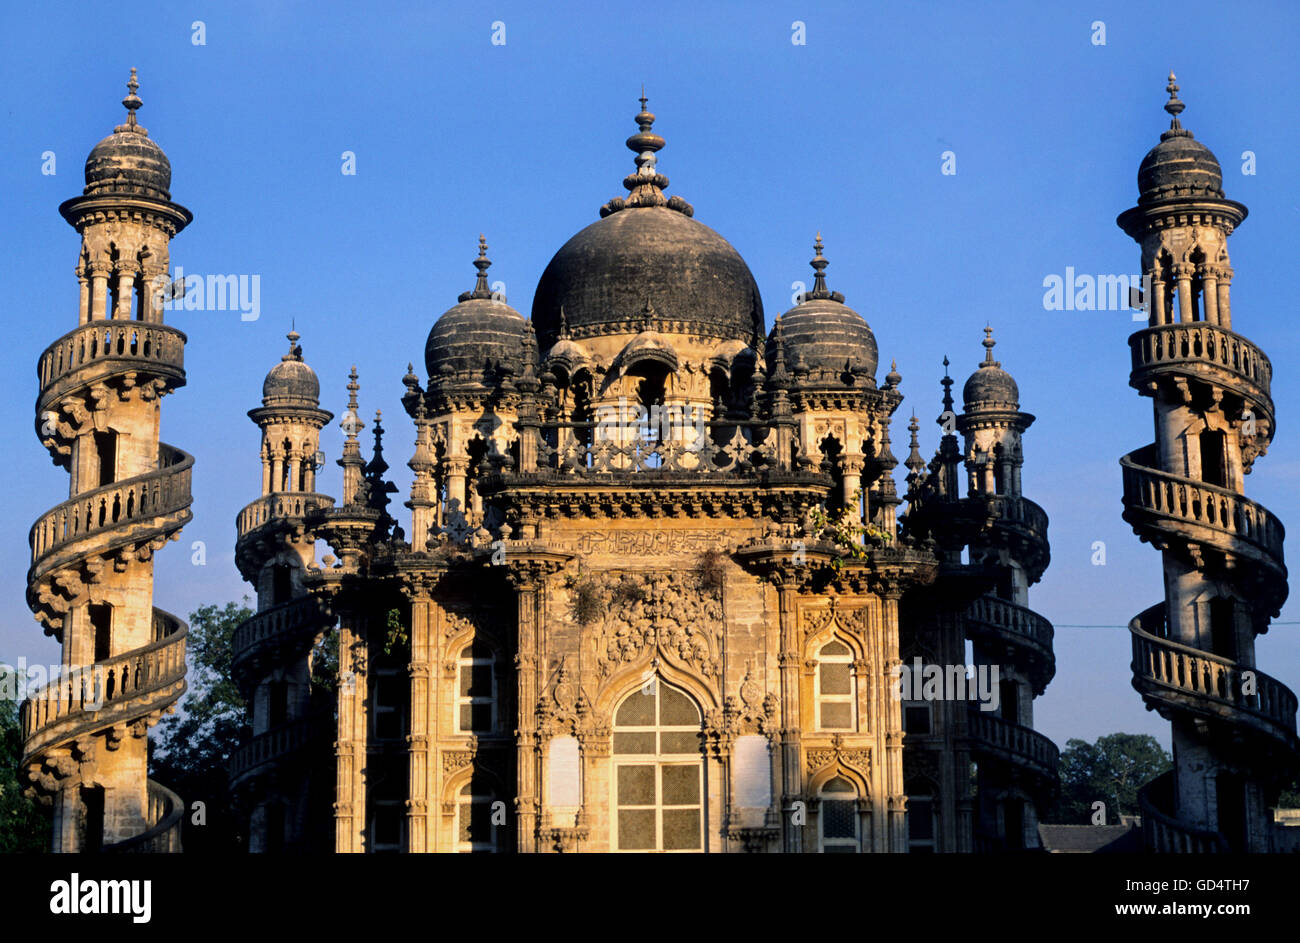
[1045,732,1172,824]
[150,600,253,852]
[0,696,48,852]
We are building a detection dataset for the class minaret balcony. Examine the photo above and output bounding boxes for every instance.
[37,321,187,416]
[231,596,330,693]
[1130,603,1298,755]
[965,594,1055,694]
[20,608,187,773]
[1120,454,1286,594]
[965,710,1059,787]
[1129,322,1273,419]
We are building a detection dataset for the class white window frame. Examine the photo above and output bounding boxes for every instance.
[815,639,857,731]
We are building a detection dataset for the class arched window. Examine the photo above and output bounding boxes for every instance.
[456,781,501,853]
[612,678,704,852]
[816,639,856,730]
[819,777,860,852]
[456,639,496,734]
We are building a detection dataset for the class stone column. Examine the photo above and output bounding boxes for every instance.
[1201,267,1219,324]
[1217,267,1233,329]
[287,450,302,494]
[842,455,864,519]
[1174,264,1194,323]
[513,575,540,852]
[334,615,368,852]
[270,449,284,495]
[880,593,906,852]
[113,271,135,319]
[77,273,90,325]
[260,448,271,495]
[406,592,431,851]
[90,267,109,320]
[776,583,801,852]
[1150,271,1167,326]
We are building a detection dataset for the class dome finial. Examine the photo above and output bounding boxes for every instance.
[459,234,495,301]
[940,355,955,415]
[601,91,694,217]
[115,67,148,136]
[1165,71,1184,125]
[805,233,845,303]
[123,67,142,127]
[284,328,303,362]
[981,325,999,366]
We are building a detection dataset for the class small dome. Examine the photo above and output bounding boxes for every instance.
[768,237,878,383]
[1136,74,1224,204]
[425,237,530,382]
[962,327,1019,409]
[83,70,173,201]
[263,332,321,406]
[620,330,679,373]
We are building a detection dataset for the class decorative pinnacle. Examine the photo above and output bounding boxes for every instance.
[601,90,693,218]
[805,233,845,303]
[115,67,148,135]
[123,68,142,125]
[459,234,495,301]
[905,414,927,477]
[981,325,1000,367]
[283,329,303,361]
[342,365,363,441]
[940,355,954,415]
[1161,71,1192,139]
[885,358,902,389]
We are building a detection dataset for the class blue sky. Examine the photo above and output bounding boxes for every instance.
[2,0,1299,752]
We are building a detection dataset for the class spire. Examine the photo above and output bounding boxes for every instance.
[770,317,789,387]
[980,325,1001,368]
[905,415,927,476]
[283,329,303,362]
[939,355,954,416]
[342,365,364,441]
[1158,71,1196,142]
[458,234,496,302]
[804,233,846,303]
[116,67,147,135]
[602,92,693,217]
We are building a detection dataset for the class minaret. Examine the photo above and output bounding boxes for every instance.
[22,71,192,851]
[1118,76,1294,851]
[230,332,335,852]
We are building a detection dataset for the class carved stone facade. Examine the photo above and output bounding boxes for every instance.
[222,97,1058,853]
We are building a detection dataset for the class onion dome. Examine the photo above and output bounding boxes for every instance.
[262,330,322,406]
[425,235,531,383]
[82,69,173,201]
[962,327,1019,410]
[768,236,878,385]
[531,94,764,350]
[1136,73,1224,204]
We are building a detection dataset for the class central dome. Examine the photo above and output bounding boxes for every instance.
[531,98,763,351]
[533,207,764,350]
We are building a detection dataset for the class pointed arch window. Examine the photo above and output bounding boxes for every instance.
[819,776,861,852]
[612,678,705,852]
[816,639,856,730]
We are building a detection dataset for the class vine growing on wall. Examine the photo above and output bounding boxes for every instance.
[807,488,891,570]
